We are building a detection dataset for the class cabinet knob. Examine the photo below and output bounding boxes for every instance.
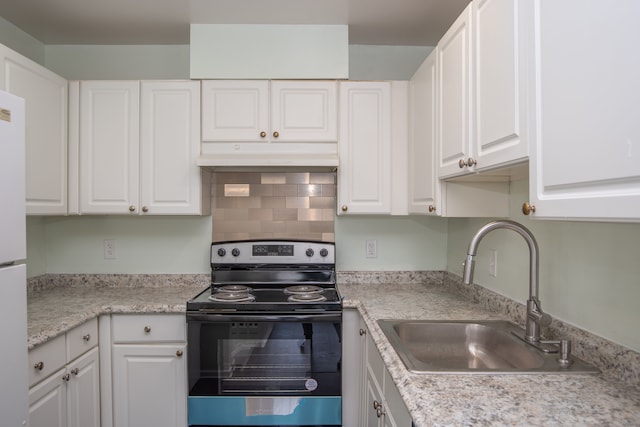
[144,326,151,333]
[373,400,382,410]
[34,361,44,371]
[273,131,279,138]
[62,373,71,382]
[467,157,477,166]
[359,328,366,336]
[176,350,183,357]
[70,368,79,376]
[376,408,386,418]
[458,158,467,168]
[259,131,267,138]
[522,202,536,215]
[341,205,348,212]
[428,205,436,213]
[142,206,149,213]
[83,334,91,342]
[129,205,136,212]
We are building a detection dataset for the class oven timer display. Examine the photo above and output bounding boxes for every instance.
[252,244,294,257]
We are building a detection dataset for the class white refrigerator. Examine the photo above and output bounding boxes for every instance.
[0,90,29,425]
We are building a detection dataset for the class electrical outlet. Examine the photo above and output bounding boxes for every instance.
[489,249,497,277]
[366,240,377,258]
[104,239,116,259]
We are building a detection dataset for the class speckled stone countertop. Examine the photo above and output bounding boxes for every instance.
[27,274,208,349]
[338,273,640,427]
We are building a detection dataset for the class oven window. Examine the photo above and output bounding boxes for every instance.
[188,319,341,397]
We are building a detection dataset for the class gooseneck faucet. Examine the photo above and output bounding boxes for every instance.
[462,220,551,343]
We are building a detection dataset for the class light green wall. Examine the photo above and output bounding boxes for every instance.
[30,216,213,274]
[446,179,640,353]
[0,16,44,64]
[335,215,448,271]
[349,45,432,80]
[44,45,190,80]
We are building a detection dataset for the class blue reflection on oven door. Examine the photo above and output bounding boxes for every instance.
[188,396,341,426]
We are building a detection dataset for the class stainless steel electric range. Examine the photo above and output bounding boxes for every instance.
[186,240,342,427]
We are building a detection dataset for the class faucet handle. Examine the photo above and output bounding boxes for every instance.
[557,339,573,366]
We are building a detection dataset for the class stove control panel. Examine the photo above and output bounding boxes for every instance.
[211,241,335,264]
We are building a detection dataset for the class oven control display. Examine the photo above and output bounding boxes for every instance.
[252,244,294,257]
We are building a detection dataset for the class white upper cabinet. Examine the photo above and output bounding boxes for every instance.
[199,80,338,167]
[140,81,207,215]
[472,0,529,169]
[0,44,68,215]
[437,0,529,179]
[338,82,392,215]
[202,80,337,142]
[437,4,473,179]
[526,0,640,221]
[78,81,140,214]
[75,80,208,215]
[201,80,269,142]
[408,49,439,215]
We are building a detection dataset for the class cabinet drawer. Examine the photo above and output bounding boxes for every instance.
[111,314,186,343]
[28,334,66,387]
[66,318,98,361]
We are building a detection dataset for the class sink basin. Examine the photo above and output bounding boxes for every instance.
[377,319,599,374]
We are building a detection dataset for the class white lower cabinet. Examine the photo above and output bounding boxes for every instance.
[343,309,412,427]
[109,314,187,427]
[29,319,100,427]
[363,331,412,427]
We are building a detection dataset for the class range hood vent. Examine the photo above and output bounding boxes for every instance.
[197,141,338,171]
[190,24,349,79]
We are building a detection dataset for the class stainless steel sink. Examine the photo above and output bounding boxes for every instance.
[377,320,599,374]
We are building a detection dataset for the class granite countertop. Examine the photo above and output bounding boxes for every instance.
[27,275,207,349]
[27,273,640,426]
[339,280,640,427]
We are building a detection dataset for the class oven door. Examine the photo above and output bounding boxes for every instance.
[186,312,342,426]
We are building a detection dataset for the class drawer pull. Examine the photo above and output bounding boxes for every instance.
[62,373,70,382]
[34,361,44,371]
[176,350,183,357]
[83,334,91,342]
[70,368,79,376]
[144,326,151,333]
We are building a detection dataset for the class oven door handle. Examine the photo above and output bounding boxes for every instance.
[187,312,341,323]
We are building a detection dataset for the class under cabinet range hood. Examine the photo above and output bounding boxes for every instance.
[190,24,349,79]
[196,147,339,170]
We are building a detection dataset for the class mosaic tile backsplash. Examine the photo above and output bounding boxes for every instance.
[211,172,336,242]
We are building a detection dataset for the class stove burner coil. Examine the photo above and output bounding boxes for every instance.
[287,293,328,303]
[208,292,255,303]
[216,285,253,293]
[284,285,324,295]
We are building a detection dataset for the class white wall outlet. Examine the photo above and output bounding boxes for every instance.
[104,239,116,259]
[366,239,377,258]
[488,249,497,277]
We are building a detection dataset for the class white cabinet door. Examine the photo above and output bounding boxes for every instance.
[79,81,140,214]
[270,80,337,142]
[29,368,67,427]
[473,0,528,169]
[67,347,100,427]
[338,82,392,214]
[527,0,640,221]
[0,44,68,215]
[201,80,269,141]
[437,3,473,179]
[409,49,439,215]
[112,344,187,427]
[140,81,206,215]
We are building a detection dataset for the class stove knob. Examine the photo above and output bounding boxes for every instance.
[231,248,240,257]
[305,248,315,257]
[217,248,226,257]
[320,248,329,258]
